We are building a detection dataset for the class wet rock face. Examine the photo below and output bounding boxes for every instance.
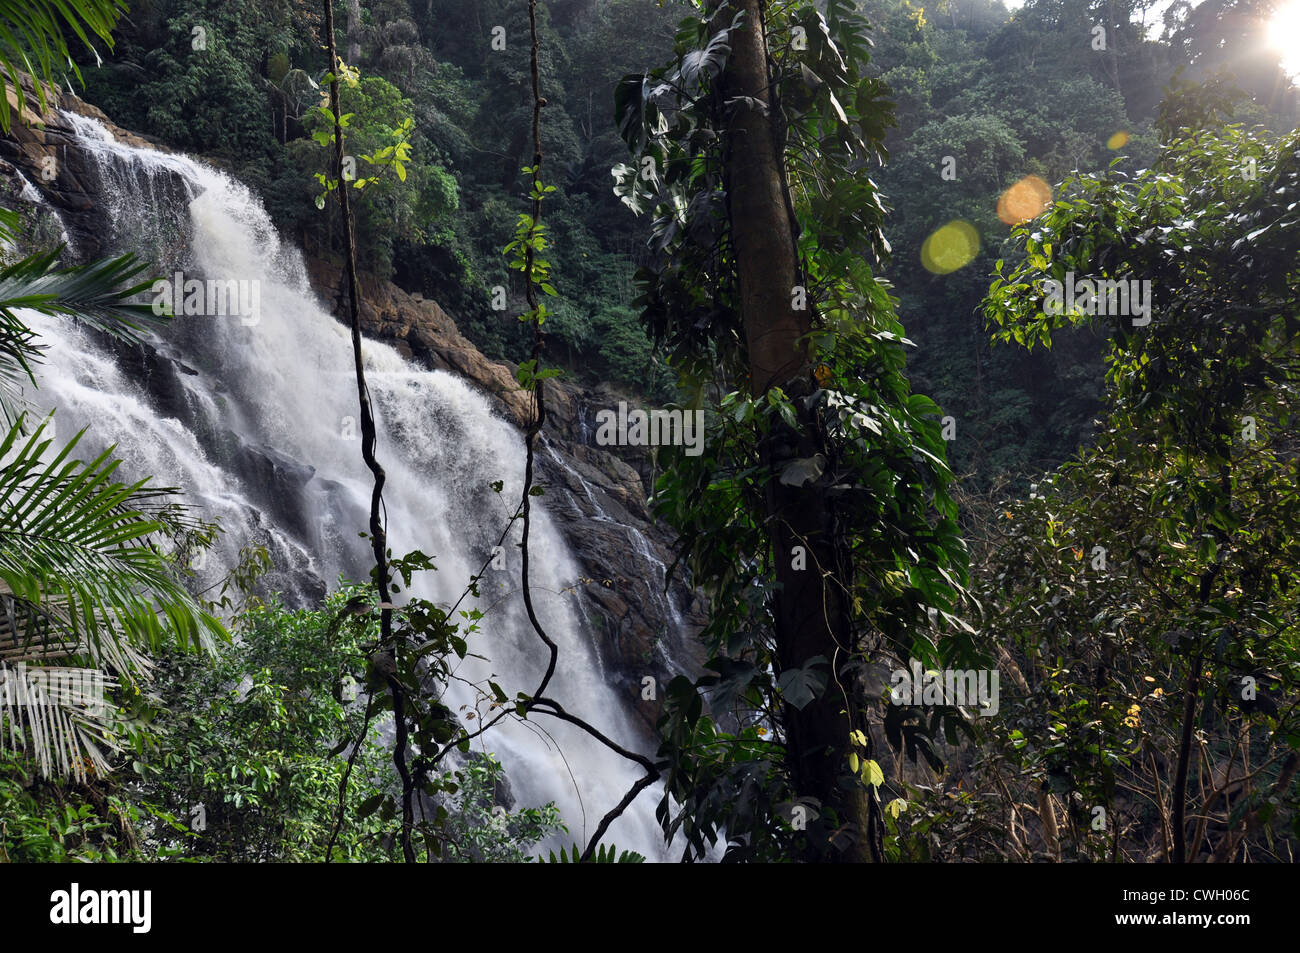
[0,83,187,260]
[0,82,706,736]
[237,443,318,542]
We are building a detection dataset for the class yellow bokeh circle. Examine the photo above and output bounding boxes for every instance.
[920,220,980,274]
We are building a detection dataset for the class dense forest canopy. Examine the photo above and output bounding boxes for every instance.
[0,0,1296,870]
[64,0,1298,482]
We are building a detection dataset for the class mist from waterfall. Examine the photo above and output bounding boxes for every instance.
[20,112,672,859]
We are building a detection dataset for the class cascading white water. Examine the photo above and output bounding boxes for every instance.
[20,112,673,859]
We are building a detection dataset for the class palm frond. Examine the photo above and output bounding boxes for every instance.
[0,416,226,662]
[0,583,141,782]
[0,247,159,329]
[0,0,128,132]
[0,206,20,245]
[0,416,226,779]
[0,309,42,426]
[1,581,151,676]
[0,657,120,781]
[0,250,162,426]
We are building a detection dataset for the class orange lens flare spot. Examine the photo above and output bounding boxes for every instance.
[996,175,1053,226]
[1107,130,1130,150]
[920,220,980,275]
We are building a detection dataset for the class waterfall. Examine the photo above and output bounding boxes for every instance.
[21,112,673,860]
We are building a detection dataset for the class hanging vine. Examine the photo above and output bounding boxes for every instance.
[318,0,662,864]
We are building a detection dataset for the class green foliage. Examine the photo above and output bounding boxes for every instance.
[541,841,645,863]
[78,0,302,169]
[591,304,673,397]
[0,0,233,794]
[0,0,127,132]
[858,0,1146,484]
[140,589,387,861]
[974,121,1300,860]
[986,122,1294,433]
[0,416,226,781]
[18,0,1299,867]
[0,246,159,426]
[439,754,563,863]
[71,0,686,400]
[844,0,1294,487]
[140,586,561,862]
[0,747,160,861]
[303,70,458,276]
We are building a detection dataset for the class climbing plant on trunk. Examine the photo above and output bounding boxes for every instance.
[617,0,980,861]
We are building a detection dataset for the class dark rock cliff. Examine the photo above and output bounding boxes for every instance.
[0,84,705,733]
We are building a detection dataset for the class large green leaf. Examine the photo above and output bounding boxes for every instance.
[0,249,159,426]
[0,0,127,132]
[0,417,224,656]
[0,417,226,778]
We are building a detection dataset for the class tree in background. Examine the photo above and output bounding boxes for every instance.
[974,111,1300,861]
[858,0,1295,486]
[141,588,562,862]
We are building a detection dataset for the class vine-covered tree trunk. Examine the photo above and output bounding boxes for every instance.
[722,0,872,861]
[725,0,802,395]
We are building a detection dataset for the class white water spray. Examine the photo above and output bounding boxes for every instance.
[23,112,672,859]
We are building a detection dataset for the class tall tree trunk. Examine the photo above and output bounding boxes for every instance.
[1171,656,1200,863]
[347,0,362,64]
[725,0,802,394]
[722,0,873,861]
[1106,0,1122,94]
